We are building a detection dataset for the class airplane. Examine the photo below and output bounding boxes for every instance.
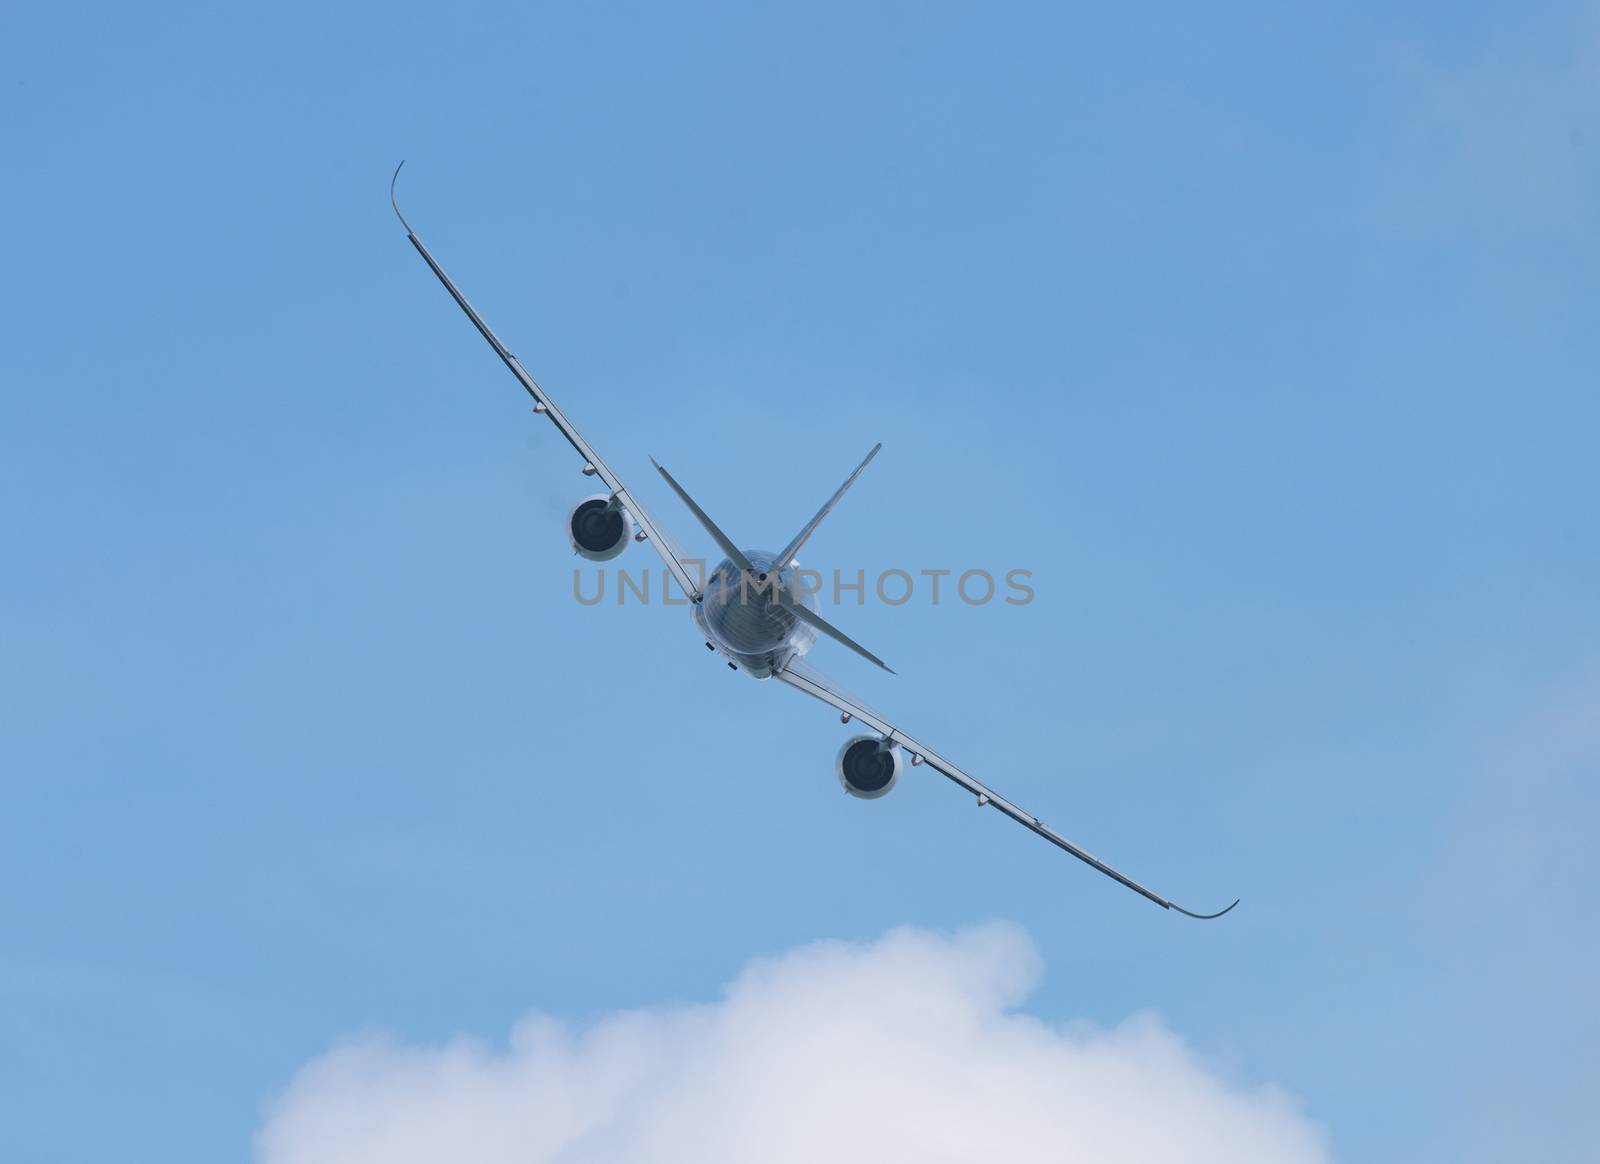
[389,163,1238,920]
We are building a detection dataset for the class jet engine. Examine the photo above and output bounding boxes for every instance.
[836,735,902,799]
[567,494,635,562]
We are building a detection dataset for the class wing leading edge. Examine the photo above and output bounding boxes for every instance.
[775,658,1238,919]
[390,162,703,602]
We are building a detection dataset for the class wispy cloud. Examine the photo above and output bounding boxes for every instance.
[257,925,1330,1163]
[1413,666,1600,1162]
[1375,8,1600,243]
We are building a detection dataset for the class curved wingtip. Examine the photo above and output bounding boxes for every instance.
[1171,897,1240,921]
[389,160,414,234]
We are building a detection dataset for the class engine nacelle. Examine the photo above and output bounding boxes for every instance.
[836,735,902,799]
[567,494,634,562]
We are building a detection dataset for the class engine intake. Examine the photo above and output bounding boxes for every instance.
[568,494,634,562]
[836,735,901,799]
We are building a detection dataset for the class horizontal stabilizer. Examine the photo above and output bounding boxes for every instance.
[780,591,894,674]
[651,458,754,575]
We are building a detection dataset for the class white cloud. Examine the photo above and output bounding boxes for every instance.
[257,925,1330,1164]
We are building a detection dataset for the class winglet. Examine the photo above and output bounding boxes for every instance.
[390,160,414,234]
[1170,898,1240,920]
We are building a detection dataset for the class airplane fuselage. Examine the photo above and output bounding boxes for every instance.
[692,551,819,678]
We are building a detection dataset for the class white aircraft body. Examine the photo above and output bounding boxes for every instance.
[391,164,1237,920]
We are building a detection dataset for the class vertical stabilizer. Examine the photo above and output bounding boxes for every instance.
[773,443,881,572]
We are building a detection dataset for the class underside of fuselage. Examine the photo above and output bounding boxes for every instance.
[693,551,819,677]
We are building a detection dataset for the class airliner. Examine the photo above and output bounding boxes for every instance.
[390,164,1236,920]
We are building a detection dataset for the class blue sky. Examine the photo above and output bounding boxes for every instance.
[3,2,1597,1160]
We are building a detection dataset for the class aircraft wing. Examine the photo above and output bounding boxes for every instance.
[774,657,1238,919]
[391,164,704,602]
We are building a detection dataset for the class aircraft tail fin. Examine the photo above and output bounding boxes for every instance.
[773,442,881,572]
